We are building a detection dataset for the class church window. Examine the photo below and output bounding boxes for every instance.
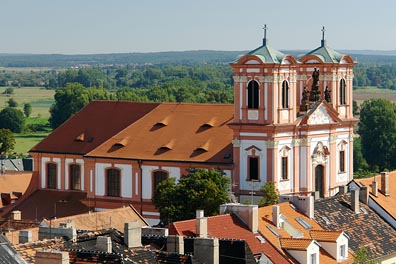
[281,81,289,108]
[248,157,259,181]
[339,79,346,105]
[70,164,81,190]
[47,163,57,189]
[339,150,345,173]
[107,168,121,197]
[281,157,288,180]
[153,170,169,195]
[247,80,259,109]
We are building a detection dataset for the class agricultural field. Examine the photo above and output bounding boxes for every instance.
[0,87,55,156]
[353,87,396,105]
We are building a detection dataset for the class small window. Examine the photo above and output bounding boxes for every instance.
[248,157,259,181]
[247,80,259,109]
[310,253,317,264]
[70,164,81,190]
[339,79,346,105]
[281,157,288,180]
[107,169,121,197]
[153,170,169,195]
[281,81,289,108]
[339,150,345,173]
[340,244,346,259]
[47,163,57,189]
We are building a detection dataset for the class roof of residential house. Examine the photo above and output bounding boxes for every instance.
[0,172,32,207]
[258,202,352,264]
[5,204,148,245]
[86,103,234,164]
[353,171,396,218]
[14,229,158,264]
[1,189,90,220]
[30,101,160,155]
[169,213,290,264]
[314,192,396,260]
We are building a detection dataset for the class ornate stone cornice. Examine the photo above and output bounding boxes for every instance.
[232,139,241,147]
[329,134,338,144]
[299,138,312,147]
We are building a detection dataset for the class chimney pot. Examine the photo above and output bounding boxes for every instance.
[372,181,378,197]
[272,205,280,228]
[196,210,207,238]
[359,186,369,204]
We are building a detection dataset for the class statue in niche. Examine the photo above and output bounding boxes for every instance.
[324,86,331,103]
[300,87,310,112]
[309,68,320,102]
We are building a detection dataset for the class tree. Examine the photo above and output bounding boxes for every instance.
[0,129,15,158]
[23,103,32,117]
[7,98,18,107]
[358,99,396,171]
[0,107,25,133]
[354,246,375,264]
[258,182,279,207]
[49,83,110,129]
[152,168,230,225]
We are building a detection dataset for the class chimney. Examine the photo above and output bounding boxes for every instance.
[96,236,112,253]
[11,210,21,221]
[338,185,348,194]
[372,180,378,197]
[359,186,369,204]
[35,251,69,264]
[194,237,219,264]
[381,172,389,196]
[196,210,207,238]
[167,235,184,254]
[124,220,142,248]
[219,204,258,232]
[272,205,280,228]
[351,189,360,214]
[19,230,32,244]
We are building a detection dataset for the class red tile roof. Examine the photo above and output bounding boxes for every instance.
[169,213,290,264]
[0,172,32,207]
[30,101,160,155]
[86,103,234,163]
[280,238,313,250]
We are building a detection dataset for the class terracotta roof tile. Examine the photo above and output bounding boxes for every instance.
[0,172,32,207]
[314,192,396,259]
[169,213,290,263]
[86,103,234,164]
[354,171,396,218]
[309,230,342,242]
[280,238,313,250]
[30,101,160,155]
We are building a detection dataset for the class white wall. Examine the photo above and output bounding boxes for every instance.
[142,165,181,199]
[95,163,111,196]
[115,163,133,198]
[41,157,50,188]
[64,158,85,191]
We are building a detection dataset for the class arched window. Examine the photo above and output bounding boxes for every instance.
[248,157,259,181]
[70,164,81,190]
[247,80,259,109]
[47,163,57,189]
[153,170,169,195]
[338,141,347,173]
[280,146,291,180]
[107,168,121,197]
[339,79,346,105]
[281,81,289,109]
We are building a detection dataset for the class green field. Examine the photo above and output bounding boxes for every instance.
[0,87,55,156]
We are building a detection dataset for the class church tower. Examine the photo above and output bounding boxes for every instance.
[229,26,357,203]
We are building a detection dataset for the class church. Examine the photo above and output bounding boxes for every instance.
[27,27,357,225]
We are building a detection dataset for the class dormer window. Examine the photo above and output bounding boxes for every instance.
[247,80,259,109]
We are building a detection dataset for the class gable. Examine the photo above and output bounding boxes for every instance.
[307,104,336,125]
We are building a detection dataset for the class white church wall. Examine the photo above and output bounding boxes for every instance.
[95,163,111,196]
[239,139,267,191]
[115,163,133,198]
[277,140,294,192]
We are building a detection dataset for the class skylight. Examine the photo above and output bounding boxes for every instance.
[322,216,330,225]
[295,217,313,230]
[267,225,280,237]
[360,208,368,214]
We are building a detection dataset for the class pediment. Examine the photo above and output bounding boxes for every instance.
[307,104,338,125]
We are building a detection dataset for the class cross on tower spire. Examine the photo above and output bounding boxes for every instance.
[263,24,268,46]
[321,26,326,47]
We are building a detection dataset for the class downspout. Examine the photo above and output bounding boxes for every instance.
[138,160,143,215]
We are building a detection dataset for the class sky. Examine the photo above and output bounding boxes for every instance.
[0,0,395,54]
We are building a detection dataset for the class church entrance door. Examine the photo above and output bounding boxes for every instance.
[315,165,324,198]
